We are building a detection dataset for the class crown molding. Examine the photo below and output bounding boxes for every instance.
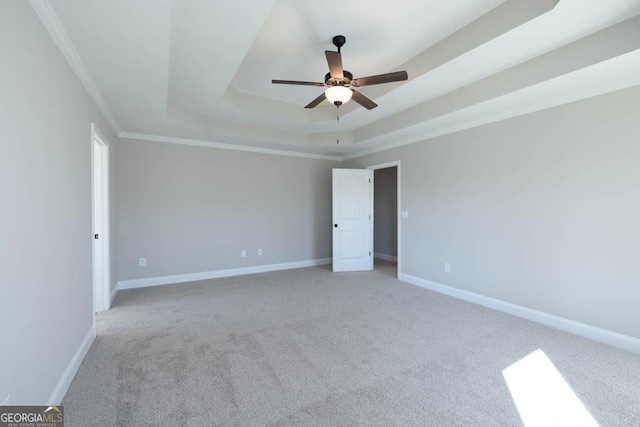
[119,132,344,161]
[344,53,640,161]
[29,0,121,135]
[30,0,639,163]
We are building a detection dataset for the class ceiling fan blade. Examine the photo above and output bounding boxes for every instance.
[305,93,326,109]
[350,89,377,110]
[351,71,408,87]
[325,51,344,79]
[272,79,325,87]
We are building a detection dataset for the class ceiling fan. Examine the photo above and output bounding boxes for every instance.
[272,35,408,110]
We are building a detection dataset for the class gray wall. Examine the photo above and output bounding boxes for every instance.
[0,2,119,404]
[346,86,640,340]
[374,167,397,258]
[117,139,340,280]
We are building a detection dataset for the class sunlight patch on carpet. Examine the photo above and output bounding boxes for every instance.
[503,349,599,427]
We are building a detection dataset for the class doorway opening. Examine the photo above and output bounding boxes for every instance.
[91,123,111,313]
[368,162,400,279]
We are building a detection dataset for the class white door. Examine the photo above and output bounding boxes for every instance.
[92,124,111,312]
[332,168,373,272]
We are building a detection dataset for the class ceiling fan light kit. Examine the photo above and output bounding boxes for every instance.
[325,85,352,105]
[272,35,408,110]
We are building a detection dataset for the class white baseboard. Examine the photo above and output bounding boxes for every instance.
[118,258,332,290]
[399,273,640,355]
[110,284,119,305]
[374,252,397,262]
[47,325,95,405]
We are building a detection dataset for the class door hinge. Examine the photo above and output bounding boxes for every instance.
[369,251,372,256]
[369,178,371,183]
[94,234,99,239]
[369,214,371,220]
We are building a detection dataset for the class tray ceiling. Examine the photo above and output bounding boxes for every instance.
[37,0,640,158]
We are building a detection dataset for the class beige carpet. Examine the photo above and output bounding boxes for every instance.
[63,261,640,426]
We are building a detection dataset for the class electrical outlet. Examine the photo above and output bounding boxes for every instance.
[257,248,263,256]
[1,395,9,406]
[138,257,146,267]
[444,262,451,273]
[241,250,246,258]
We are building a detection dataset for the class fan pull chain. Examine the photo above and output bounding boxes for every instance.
[336,105,340,144]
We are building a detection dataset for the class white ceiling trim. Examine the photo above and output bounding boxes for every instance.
[120,132,342,161]
[344,51,640,160]
[29,0,121,135]
[31,0,640,163]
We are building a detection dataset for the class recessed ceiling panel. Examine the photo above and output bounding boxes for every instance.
[232,0,506,106]
[39,0,640,157]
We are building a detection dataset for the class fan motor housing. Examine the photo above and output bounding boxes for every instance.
[325,70,353,86]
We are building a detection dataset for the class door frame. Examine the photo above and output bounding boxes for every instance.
[91,123,111,313]
[367,161,401,278]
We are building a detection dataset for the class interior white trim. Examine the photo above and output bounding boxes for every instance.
[374,252,398,262]
[110,285,119,305]
[29,0,121,135]
[366,161,400,170]
[29,0,640,161]
[118,258,332,290]
[91,123,111,313]
[119,132,343,161]
[47,325,95,405]
[344,55,640,161]
[399,273,640,355]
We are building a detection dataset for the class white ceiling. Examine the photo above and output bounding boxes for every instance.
[39,0,640,158]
